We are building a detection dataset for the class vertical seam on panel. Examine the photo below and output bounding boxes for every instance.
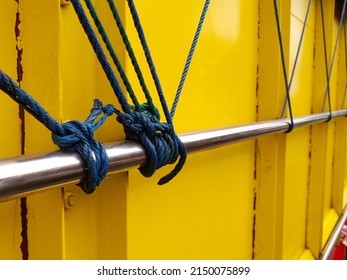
[252,0,261,260]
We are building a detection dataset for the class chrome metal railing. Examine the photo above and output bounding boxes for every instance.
[320,205,347,260]
[1,109,346,202]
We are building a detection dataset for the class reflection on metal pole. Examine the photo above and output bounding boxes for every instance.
[0,110,346,202]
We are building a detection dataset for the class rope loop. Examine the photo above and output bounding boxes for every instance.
[52,99,115,194]
[0,69,115,193]
[117,111,186,184]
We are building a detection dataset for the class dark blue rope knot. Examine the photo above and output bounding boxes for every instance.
[70,0,191,185]
[0,69,116,193]
[117,111,187,184]
[52,99,115,194]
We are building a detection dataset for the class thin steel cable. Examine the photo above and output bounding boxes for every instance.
[273,0,294,132]
[126,0,187,184]
[281,0,312,118]
[71,0,189,185]
[321,0,347,115]
[170,0,211,117]
[319,0,331,119]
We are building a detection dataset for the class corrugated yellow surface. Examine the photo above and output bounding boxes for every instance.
[125,0,258,260]
[282,0,315,259]
[0,0,346,260]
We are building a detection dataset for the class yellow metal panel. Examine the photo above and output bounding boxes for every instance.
[0,0,21,150]
[307,123,327,258]
[127,143,254,259]
[323,123,335,215]
[0,0,346,261]
[254,0,291,260]
[0,0,24,259]
[322,208,338,246]
[332,25,347,213]
[291,0,315,30]
[282,2,315,259]
[60,1,127,259]
[282,128,311,260]
[63,173,127,260]
[125,0,258,259]
[320,1,342,254]
[20,0,64,259]
[288,11,315,117]
[298,249,315,260]
[306,0,344,259]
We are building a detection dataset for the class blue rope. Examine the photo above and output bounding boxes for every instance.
[126,0,171,124]
[0,70,115,194]
[83,0,141,111]
[125,0,188,184]
[106,0,157,116]
[171,0,211,118]
[71,0,187,185]
[126,0,188,184]
[70,0,130,114]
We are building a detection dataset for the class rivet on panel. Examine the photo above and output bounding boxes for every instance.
[60,0,71,6]
[64,192,76,209]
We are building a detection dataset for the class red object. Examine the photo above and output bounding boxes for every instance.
[329,223,347,260]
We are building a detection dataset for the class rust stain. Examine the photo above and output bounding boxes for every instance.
[15,0,29,260]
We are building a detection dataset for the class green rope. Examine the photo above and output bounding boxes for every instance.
[83,0,141,111]
[106,0,157,116]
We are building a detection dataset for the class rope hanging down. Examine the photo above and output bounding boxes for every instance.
[0,0,210,193]
[0,71,114,194]
[70,0,210,185]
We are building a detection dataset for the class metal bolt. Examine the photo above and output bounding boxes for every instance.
[64,192,76,209]
[60,0,71,6]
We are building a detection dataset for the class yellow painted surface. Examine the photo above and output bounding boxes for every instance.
[60,0,128,260]
[332,25,347,213]
[322,208,339,246]
[298,249,315,260]
[0,0,347,260]
[0,1,24,260]
[253,0,291,260]
[19,0,64,259]
[125,0,258,259]
[283,127,311,259]
[282,1,315,259]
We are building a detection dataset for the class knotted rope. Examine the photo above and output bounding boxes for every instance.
[0,0,210,192]
[0,71,114,194]
[71,0,201,185]
[70,0,210,184]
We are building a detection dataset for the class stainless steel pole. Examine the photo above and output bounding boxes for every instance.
[0,110,346,202]
[320,205,347,260]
